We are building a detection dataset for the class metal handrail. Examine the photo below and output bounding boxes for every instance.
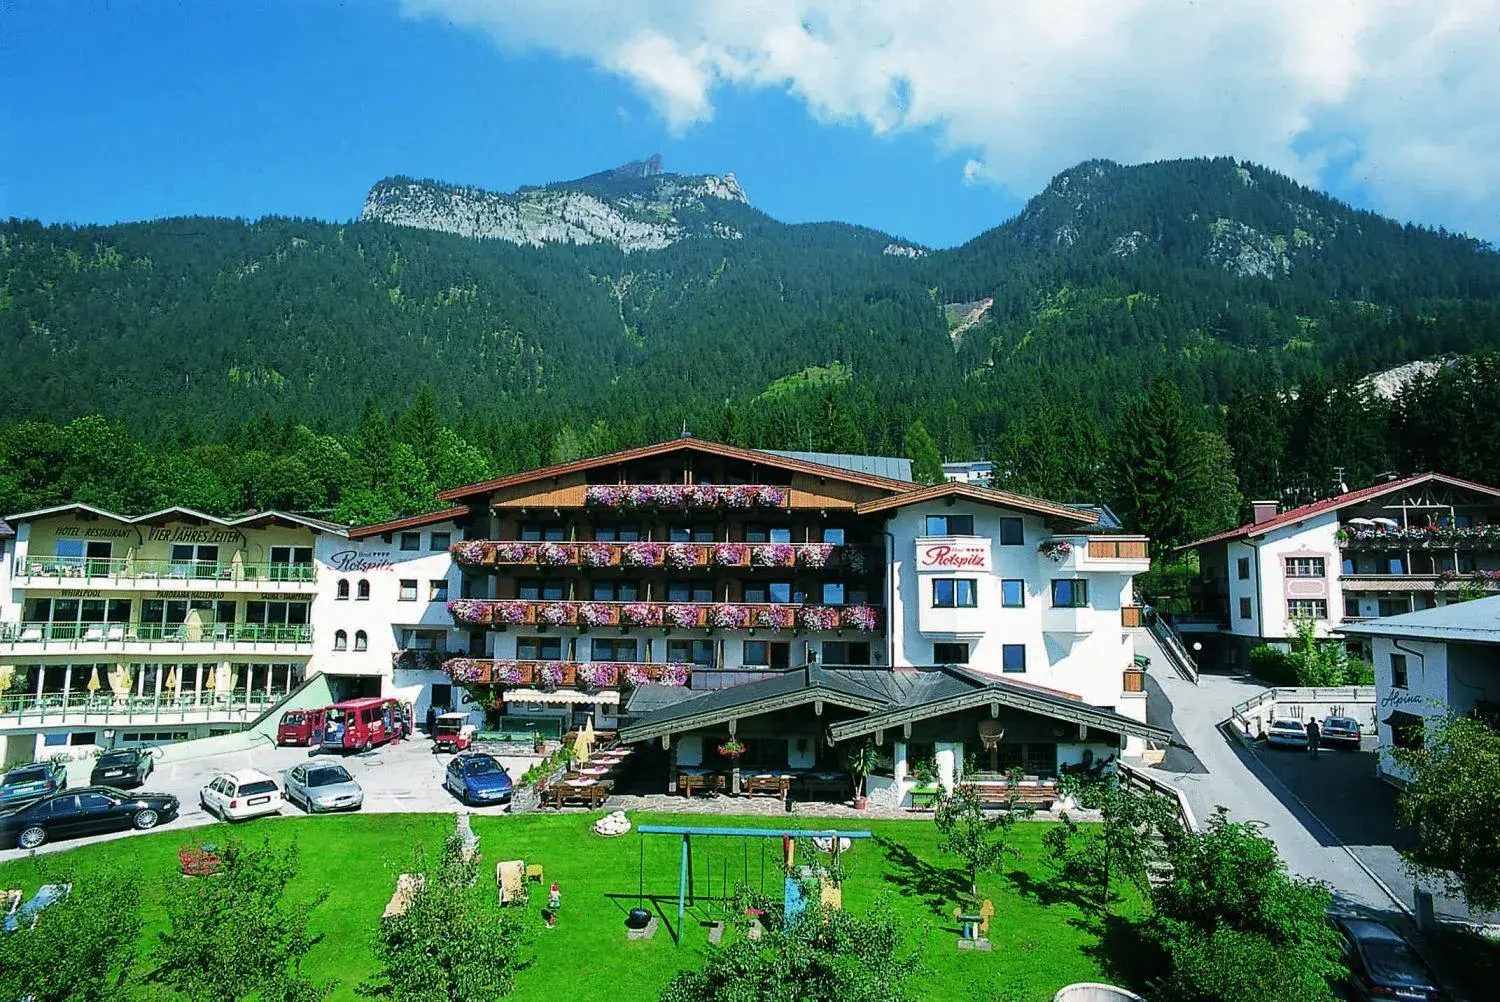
[0,689,284,722]
[0,621,313,647]
[1117,760,1199,832]
[1149,615,1199,684]
[17,556,316,583]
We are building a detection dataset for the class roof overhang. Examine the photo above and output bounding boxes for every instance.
[618,684,887,744]
[348,506,470,540]
[827,680,1171,744]
[3,502,347,536]
[852,482,1101,525]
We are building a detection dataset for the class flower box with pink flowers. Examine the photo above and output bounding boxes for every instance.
[447,599,492,626]
[492,542,533,564]
[621,542,664,567]
[796,605,840,631]
[450,540,489,566]
[751,543,796,567]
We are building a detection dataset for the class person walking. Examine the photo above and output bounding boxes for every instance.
[1306,717,1322,758]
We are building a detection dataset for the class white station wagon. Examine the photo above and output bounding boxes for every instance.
[200,768,283,821]
[1265,718,1310,749]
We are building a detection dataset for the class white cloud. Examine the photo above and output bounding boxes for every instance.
[962,159,985,186]
[398,0,1500,240]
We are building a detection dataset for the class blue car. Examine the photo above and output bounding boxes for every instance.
[0,761,67,809]
[443,753,513,807]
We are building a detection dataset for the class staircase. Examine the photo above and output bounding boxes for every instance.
[1149,615,1199,684]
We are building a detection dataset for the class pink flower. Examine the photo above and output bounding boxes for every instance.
[444,657,482,683]
[577,602,617,627]
[842,606,879,632]
[751,543,795,567]
[796,543,834,568]
[536,542,571,566]
[664,543,702,569]
[493,542,531,563]
[757,486,788,507]
[447,600,491,625]
[712,543,748,566]
[538,663,564,690]
[493,660,522,685]
[685,484,720,507]
[709,603,749,629]
[536,603,572,626]
[753,606,796,631]
[658,663,690,687]
[623,663,653,686]
[622,542,664,566]
[450,540,488,566]
[585,485,626,507]
[581,662,618,687]
[492,602,527,625]
[796,605,839,631]
[578,542,615,567]
[621,602,662,626]
[664,604,701,629]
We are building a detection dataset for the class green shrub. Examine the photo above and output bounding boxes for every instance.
[1248,645,1296,685]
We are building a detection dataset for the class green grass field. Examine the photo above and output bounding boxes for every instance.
[0,813,1151,1001]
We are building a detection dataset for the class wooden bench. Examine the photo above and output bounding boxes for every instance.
[959,781,1057,810]
[798,776,849,800]
[908,785,942,810]
[743,775,792,799]
[679,773,726,798]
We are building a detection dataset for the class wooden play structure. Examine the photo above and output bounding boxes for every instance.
[953,899,995,950]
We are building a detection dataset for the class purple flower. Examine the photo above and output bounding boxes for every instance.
[577,602,617,627]
[581,662,618,687]
[585,485,626,507]
[450,540,488,566]
[444,657,482,683]
[492,601,527,625]
[796,543,834,568]
[664,543,702,569]
[723,484,755,508]
[664,604,701,629]
[447,600,491,625]
[709,603,749,629]
[751,543,795,567]
[842,605,879,632]
[712,542,748,566]
[657,663,690,687]
[494,660,522,685]
[685,484,720,507]
[753,606,796,631]
[538,663,564,690]
[578,542,615,567]
[622,542,664,567]
[493,542,531,563]
[536,603,572,626]
[757,486,787,507]
[621,602,662,626]
[797,605,839,631]
[536,542,571,566]
[623,663,653,686]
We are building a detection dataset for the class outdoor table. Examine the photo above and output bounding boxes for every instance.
[678,772,726,798]
[549,780,606,809]
[799,772,849,799]
[743,774,793,799]
[573,765,611,779]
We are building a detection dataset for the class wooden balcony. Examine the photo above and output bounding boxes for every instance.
[445,599,879,633]
[440,658,694,688]
[1123,668,1146,693]
[1087,538,1149,560]
[451,540,871,573]
[1121,605,1144,629]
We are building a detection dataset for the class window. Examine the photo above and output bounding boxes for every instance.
[1386,556,1407,574]
[933,642,969,664]
[1000,580,1025,608]
[667,581,713,603]
[821,582,846,605]
[334,630,348,651]
[516,636,563,660]
[1285,557,1325,578]
[666,639,714,666]
[668,525,715,543]
[821,527,846,545]
[354,630,368,652]
[1239,597,1253,620]
[430,532,451,551]
[743,640,791,669]
[998,517,1024,546]
[591,580,640,601]
[336,579,349,601]
[1287,599,1328,621]
[1390,653,1409,689]
[356,580,370,601]
[932,578,978,608]
[244,600,309,625]
[399,532,421,551]
[925,514,974,536]
[1002,644,1027,673]
[591,638,639,662]
[743,581,792,604]
[593,525,641,542]
[429,579,449,602]
[1051,579,1088,608]
[822,641,871,666]
[397,579,417,601]
[743,525,792,543]
[1237,557,1250,580]
[520,525,566,542]
[518,579,567,601]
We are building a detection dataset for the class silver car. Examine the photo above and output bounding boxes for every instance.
[282,762,363,814]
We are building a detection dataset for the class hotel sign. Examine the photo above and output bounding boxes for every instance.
[915,537,992,573]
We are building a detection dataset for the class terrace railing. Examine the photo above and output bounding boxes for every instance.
[443,658,694,688]
[450,539,873,573]
[0,621,313,648]
[17,556,316,584]
[0,689,286,724]
[446,599,880,634]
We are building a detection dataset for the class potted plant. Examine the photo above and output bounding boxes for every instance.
[845,741,881,810]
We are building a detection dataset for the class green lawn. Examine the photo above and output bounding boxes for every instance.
[0,813,1151,1001]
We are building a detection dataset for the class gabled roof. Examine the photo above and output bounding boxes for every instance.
[436,437,916,502]
[348,506,471,540]
[852,482,1101,525]
[1338,595,1500,644]
[2,502,349,535]
[1182,473,1500,550]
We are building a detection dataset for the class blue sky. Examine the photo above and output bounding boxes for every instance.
[4,1,1497,248]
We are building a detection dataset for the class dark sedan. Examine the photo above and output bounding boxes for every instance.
[89,747,157,788]
[1336,917,1448,1001]
[1321,716,1363,750]
[0,760,67,809]
[0,786,179,849]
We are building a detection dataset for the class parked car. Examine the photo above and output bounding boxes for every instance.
[433,712,476,753]
[0,760,67,809]
[2,883,70,932]
[443,753,513,806]
[0,787,178,849]
[283,762,363,814]
[277,708,326,747]
[1335,916,1448,1001]
[1321,716,1363,749]
[1265,718,1311,748]
[199,769,282,821]
[89,747,157,788]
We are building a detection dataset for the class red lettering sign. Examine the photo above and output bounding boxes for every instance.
[917,543,990,571]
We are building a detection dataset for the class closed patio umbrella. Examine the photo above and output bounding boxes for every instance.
[572,723,590,765]
[86,667,102,695]
[164,667,179,694]
[582,714,596,751]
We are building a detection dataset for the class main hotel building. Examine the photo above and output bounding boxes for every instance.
[1,438,1165,800]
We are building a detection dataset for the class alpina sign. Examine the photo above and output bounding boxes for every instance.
[915,539,991,573]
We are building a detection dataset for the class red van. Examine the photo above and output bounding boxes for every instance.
[320,697,402,753]
[277,708,325,747]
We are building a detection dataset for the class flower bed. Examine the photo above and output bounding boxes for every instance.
[751,543,796,567]
[585,483,788,509]
[450,540,489,566]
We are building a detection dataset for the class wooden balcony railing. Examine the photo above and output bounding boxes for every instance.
[445,599,880,633]
[441,658,694,688]
[1087,538,1150,560]
[450,540,871,573]
[1121,605,1144,628]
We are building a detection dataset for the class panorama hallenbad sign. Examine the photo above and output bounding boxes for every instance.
[914,537,992,573]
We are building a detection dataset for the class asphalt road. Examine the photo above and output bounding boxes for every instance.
[1,732,535,862]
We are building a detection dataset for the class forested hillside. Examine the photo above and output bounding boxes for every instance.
[4,155,1500,537]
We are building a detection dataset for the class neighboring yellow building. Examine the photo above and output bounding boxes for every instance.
[0,504,340,764]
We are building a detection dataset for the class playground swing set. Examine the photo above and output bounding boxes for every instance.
[627,825,873,944]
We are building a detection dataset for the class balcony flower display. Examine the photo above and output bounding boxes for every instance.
[577,602,617,627]
[1338,523,1500,550]
[492,601,528,626]
[751,543,796,567]
[536,542,571,566]
[623,663,653,686]
[685,484,720,507]
[797,605,839,631]
[493,661,523,685]
[712,542,748,567]
[451,540,488,566]
[585,483,789,509]
[797,543,835,568]
[664,604,701,629]
[657,663,690,687]
[444,658,483,684]
[538,663,565,691]
[536,603,572,627]
[493,542,532,563]
[447,599,491,625]
[621,602,663,627]
[578,542,615,567]
[709,603,749,629]
[580,662,618,689]
[621,541,664,567]
[842,605,880,632]
[1038,539,1073,562]
[753,605,796,631]
[664,543,703,569]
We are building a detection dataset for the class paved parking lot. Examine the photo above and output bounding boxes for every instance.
[1,732,536,862]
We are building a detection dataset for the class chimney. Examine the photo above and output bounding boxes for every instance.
[1251,501,1279,524]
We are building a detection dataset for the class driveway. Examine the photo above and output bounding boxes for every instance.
[0,732,535,862]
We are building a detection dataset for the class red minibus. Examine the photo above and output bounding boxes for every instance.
[276,708,325,747]
[320,697,402,753]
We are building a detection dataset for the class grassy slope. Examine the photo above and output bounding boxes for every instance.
[0,813,1148,1002]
